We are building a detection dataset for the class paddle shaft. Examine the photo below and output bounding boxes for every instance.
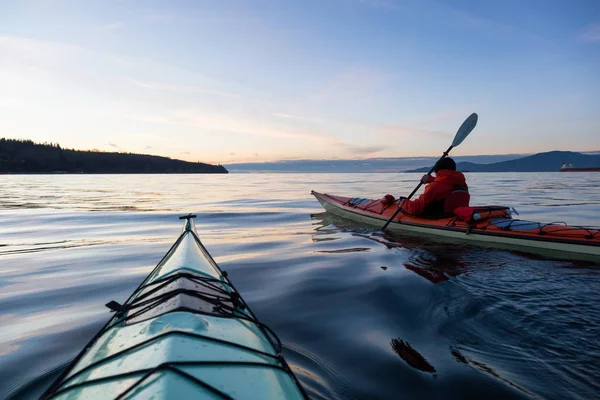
[380,145,453,230]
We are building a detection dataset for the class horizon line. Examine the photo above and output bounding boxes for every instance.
[2,137,599,166]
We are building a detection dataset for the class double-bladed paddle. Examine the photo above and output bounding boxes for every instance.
[381,113,478,231]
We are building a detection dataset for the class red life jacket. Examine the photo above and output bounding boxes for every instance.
[403,170,470,217]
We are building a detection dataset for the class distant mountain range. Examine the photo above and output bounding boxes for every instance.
[0,139,228,174]
[227,154,523,173]
[405,151,600,173]
[227,151,600,173]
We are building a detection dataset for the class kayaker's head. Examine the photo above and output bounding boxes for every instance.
[434,157,456,173]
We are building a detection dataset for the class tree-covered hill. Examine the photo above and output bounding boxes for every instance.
[0,139,228,174]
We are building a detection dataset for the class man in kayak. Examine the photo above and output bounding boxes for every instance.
[400,157,470,217]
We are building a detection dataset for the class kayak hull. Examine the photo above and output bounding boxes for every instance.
[42,216,307,400]
[312,191,600,261]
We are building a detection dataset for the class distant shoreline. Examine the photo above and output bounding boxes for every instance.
[226,150,600,173]
[1,138,228,174]
[0,168,228,175]
[226,170,572,174]
[0,171,230,175]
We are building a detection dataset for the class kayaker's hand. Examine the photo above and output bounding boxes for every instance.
[421,174,431,184]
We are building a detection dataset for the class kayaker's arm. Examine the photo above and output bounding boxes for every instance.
[421,174,435,184]
[400,197,422,215]
[401,184,436,215]
[401,176,436,214]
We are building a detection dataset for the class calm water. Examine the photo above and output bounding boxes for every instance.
[1,173,599,400]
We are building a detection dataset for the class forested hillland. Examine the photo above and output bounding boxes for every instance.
[0,139,228,174]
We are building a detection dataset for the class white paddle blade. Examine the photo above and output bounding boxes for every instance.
[451,113,478,147]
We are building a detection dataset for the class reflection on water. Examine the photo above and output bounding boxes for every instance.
[1,173,599,400]
[390,339,436,373]
[449,346,534,397]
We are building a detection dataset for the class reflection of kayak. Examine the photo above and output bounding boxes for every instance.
[42,215,308,400]
[312,191,600,260]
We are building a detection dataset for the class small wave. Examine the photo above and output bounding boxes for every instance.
[314,247,371,254]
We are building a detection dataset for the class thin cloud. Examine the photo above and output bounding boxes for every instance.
[579,24,600,43]
[430,1,546,44]
[129,114,172,124]
[357,0,402,11]
[132,80,240,98]
[0,36,237,106]
[123,132,163,140]
[97,22,124,32]
[345,144,387,155]
[374,124,449,137]
[130,109,336,144]
[107,142,119,148]
[329,137,386,155]
[0,97,17,107]
[353,1,544,43]
[367,108,474,140]
[272,113,326,123]
[276,108,469,143]
[304,66,394,106]
[418,108,476,125]
[142,13,174,22]
[132,81,154,89]
[0,35,225,106]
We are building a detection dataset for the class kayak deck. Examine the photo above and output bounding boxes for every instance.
[42,215,307,400]
[312,191,600,260]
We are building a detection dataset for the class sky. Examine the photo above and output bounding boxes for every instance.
[1,0,599,164]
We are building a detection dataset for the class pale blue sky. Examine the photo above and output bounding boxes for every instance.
[1,0,599,163]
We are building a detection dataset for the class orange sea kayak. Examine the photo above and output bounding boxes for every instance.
[312,191,600,261]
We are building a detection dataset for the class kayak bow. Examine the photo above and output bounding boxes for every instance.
[42,215,308,400]
[312,191,600,261]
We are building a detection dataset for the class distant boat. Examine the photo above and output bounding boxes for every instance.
[560,163,600,172]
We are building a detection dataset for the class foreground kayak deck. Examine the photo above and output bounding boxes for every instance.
[42,215,307,400]
[312,191,600,260]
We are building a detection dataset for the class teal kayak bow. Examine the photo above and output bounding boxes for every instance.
[42,215,308,399]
